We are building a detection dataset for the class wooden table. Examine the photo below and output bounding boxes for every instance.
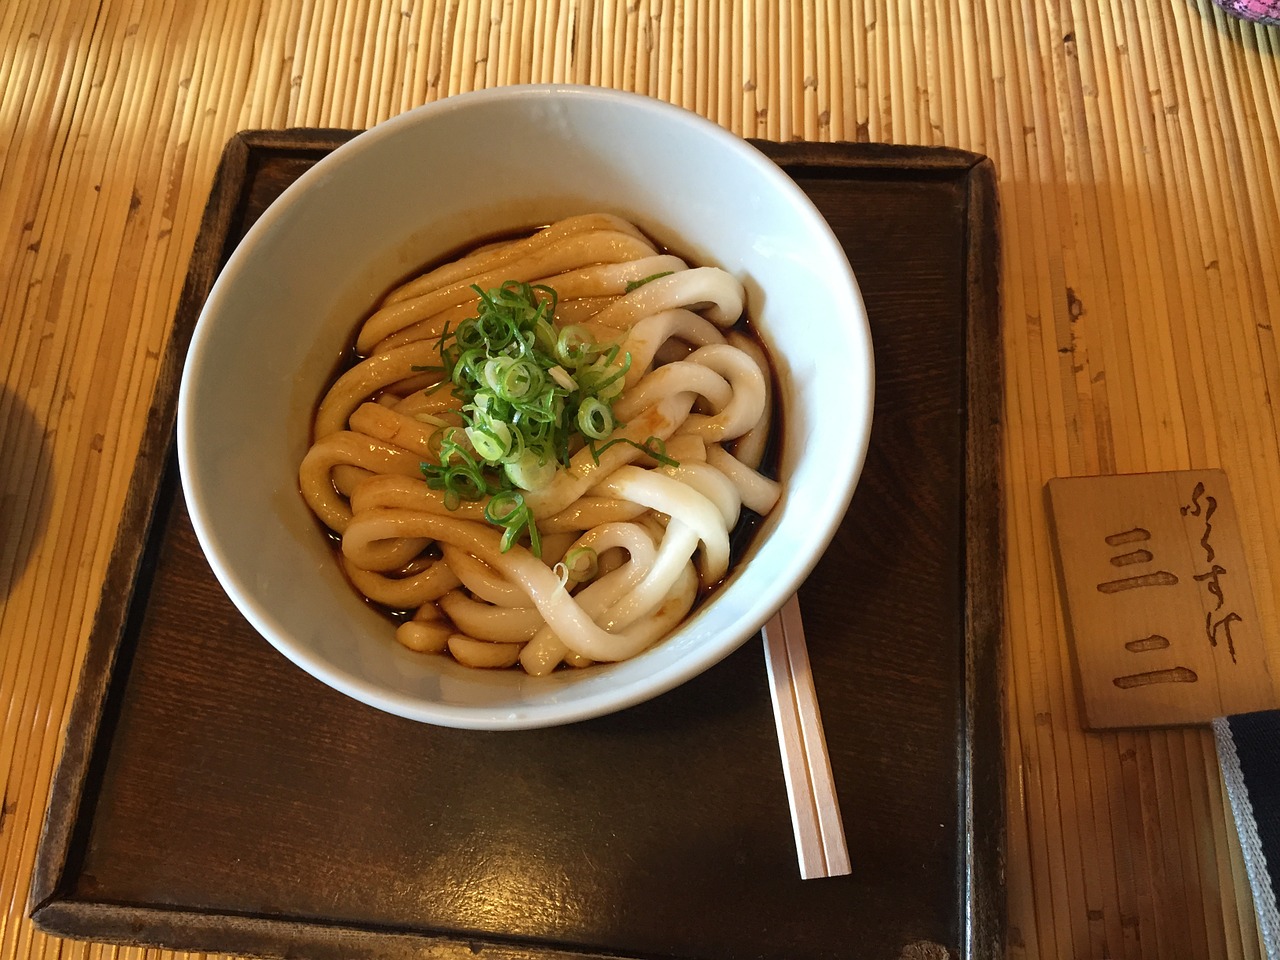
[2,2,1277,958]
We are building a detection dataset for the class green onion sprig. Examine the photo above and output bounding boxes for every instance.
[418,280,676,556]
[624,271,674,292]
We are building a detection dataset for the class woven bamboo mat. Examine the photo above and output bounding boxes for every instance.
[2,2,1279,958]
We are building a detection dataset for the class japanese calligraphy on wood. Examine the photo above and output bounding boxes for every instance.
[1046,470,1277,729]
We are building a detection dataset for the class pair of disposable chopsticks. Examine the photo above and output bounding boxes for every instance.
[761,593,851,879]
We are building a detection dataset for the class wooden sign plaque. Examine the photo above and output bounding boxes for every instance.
[1046,470,1277,730]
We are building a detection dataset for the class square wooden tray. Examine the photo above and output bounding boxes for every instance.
[29,132,1003,960]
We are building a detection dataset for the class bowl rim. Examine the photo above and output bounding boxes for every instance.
[177,84,874,729]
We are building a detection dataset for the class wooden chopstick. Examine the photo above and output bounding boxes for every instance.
[762,593,852,879]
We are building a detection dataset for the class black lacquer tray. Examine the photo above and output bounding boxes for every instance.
[31,132,1003,960]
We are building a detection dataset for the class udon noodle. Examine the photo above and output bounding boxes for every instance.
[299,213,780,675]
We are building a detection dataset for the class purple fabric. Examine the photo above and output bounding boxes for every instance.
[1213,0,1280,24]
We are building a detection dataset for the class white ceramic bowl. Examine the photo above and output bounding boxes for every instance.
[178,85,872,729]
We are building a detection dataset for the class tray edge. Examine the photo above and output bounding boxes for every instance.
[28,130,255,921]
[29,131,1007,960]
[960,156,1006,960]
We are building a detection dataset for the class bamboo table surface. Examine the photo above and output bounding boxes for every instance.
[1,2,1277,959]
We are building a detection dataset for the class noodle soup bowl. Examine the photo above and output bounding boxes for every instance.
[178,85,873,729]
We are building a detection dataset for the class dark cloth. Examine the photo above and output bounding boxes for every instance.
[1213,710,1280,959]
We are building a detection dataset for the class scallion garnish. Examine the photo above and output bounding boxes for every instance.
[587,435,680,468]
[553,546,599,587]
[624,271,674,292]
[484,489,541,556]
[418,280,677,556]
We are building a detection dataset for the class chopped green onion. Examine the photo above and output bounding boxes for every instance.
[420,279,678,556]
[483,489,540,554]
[554,326,595,365]
[504,449,557,491]
[625,270,674,293]
[465,420,511,461]
[562,546,599,582]
[588,435,680,468]
[576,397,613,440]
[553,547,599,588]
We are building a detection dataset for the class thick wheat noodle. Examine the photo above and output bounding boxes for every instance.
[342,510,699,662]
[343,537,431,573]
[537,254,687,298]
[525,545,702,668]
[539,496,648,532]
[390,389,464,417]
[349,403,442,457]
[439,518,658,639]
[518,517,703,674]
[357,230,658,352]
[659,434,708,464]
[383,371,443,396]
[300,431,427,531]
[520,626,586,676]
[520,392,695,519]
[373,300,480,354]
[347,473,485,520]
[438,591,546,641]
[593,547,628,578]
[315,340,441,438]
[620,309,726,388]
[671,344,767,442]
[332,464,374,496]
[376,299,552,356]
[342,554,462,607]
[375,282,628,355]
[664,462,742,529]
[382,213,651,305]
[559,520,660,576]
[441,544,535,607]
[611,359,732,422]
[396,615,453,654]
[338,471,504,573]
[535,531,580,565]
[448,635,523,668]
[344,489,570,577]
[517,523,675,674]
[725,330,772,469]
[588,267,746,330]
[551,297,618,324]
[706,444,781,514]
[519,561,700,675]
[565,320,633,347]
[549,521,661,616]
[371,256,682,355]
[590,521,702,640]
[444,530,579,575]
[589,466,730,583]
[303,216,779,675]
